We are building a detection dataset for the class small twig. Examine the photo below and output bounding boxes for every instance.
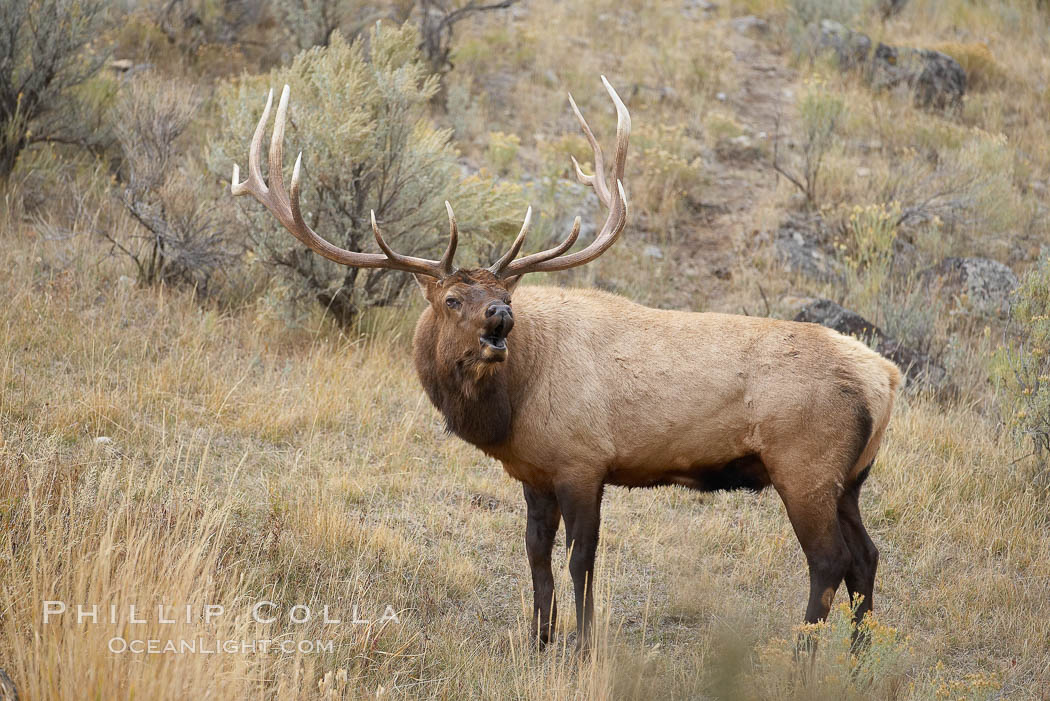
[758,283,772,317]
[1008,451,1036,466]
[771,113,810,201]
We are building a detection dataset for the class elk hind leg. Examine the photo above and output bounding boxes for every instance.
[555,481,603,650]
[770,470,853,627]
[838,464,879,634]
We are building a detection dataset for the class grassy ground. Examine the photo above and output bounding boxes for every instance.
[1,221,1047,698]
[2,0,1050,698]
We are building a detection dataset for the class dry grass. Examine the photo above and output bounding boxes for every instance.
[1,202,1048,698]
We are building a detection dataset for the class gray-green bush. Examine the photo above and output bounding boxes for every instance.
[773,81,847,207]
[209,23,524,325]
[0,0,110,178]
[110,76,236,292]
[993,251,1050,465]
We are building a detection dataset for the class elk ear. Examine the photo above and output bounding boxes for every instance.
[414,274,438,300]
[503,275,523,293]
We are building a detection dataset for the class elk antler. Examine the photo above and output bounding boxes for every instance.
[489,76,631,279]
[231,85,459,279]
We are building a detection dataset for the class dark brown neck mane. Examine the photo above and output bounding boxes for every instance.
[413,315,513,451]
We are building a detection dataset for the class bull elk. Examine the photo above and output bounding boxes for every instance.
[231,78,901,648]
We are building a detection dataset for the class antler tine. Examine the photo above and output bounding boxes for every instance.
[495,215,580,275]
[488,206,532,275]
[568,92,609,206]
[495,77,631,279]
[370,210,406,262]
[439,201,459,275]
[232,86,456,278]
[231,88,273,196]
[268,84,290,195]
[603,74,631,188]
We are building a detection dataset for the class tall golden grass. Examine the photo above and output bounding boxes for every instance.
[1,202,1047,698]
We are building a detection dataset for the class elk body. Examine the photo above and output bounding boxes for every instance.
[232,78,901,648]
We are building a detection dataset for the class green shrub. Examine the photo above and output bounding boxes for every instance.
[993,252,1050,464]
[485,131,521,176]
[840,202,899,316]
[209,23,524,326]
[774,81,847,207]
[110,75,235,292]
[735,602,912,700]
[835,202,951,374]
[790,0,872,26]
[632,122,704,237]
[275,0,392,51]
[0,0,110,179]
[884,129,1030,250]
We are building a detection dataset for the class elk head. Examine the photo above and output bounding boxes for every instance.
[231,76,630,372]
[416,266,515,370]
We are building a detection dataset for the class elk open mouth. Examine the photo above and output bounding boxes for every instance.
[480,334,507,351]
[479,333,508,361]
[480,319,510,360]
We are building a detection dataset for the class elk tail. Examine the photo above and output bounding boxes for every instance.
[849,358,902,488]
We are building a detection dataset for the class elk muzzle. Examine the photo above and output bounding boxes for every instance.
[480,303,514,362]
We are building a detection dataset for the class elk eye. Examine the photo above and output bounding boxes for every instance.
[445,297,461,310]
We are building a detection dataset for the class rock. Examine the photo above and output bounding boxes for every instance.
[796,298,880,339]
[794,298,946,387]
[856,166,872,178]
[871,44,966,110]
[924,256,1018,317]
[658,85,679,103]
[643,245,664,260]
[779,294,820,319]
[773,215,844,282]
[684,0,718,11]
[95,436,113,445]
[716,91,727,102]
[814,19,872,70]
[715,134,763,162]
[810,20,966,110]
[731,15,769,36]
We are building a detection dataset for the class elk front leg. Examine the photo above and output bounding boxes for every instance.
[555,482,604,649]
[523,484,561,646]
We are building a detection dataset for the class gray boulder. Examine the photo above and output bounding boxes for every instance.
[794,298,946,387]
[811,20,966,110]
[731,15,769,36]
[773,216,843,282]
[871,44,966,110]
[814,19,872,70]
[925,256,1018,317]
